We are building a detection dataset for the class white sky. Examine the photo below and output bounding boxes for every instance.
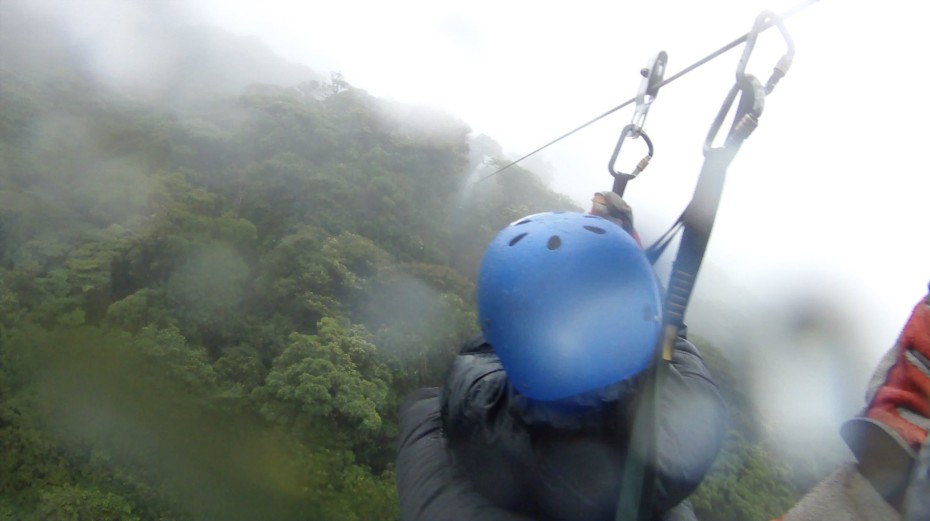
[179,0,930,453]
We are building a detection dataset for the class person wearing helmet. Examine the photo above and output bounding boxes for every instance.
[396,208,727,521]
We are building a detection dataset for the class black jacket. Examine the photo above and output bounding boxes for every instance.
[397,334,726,521]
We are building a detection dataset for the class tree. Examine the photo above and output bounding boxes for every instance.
[690,338,802,520]
[260,318,392,448]
[163,244,251,353]
[328,71,349,95]
[692,433,798,521]
[28,485,140,521]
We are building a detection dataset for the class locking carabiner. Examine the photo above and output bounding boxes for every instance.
[704,10,794,153]
[703,75,765,154]
[737,11,795,95]
[609,125,654,195]
[608,52,666,195]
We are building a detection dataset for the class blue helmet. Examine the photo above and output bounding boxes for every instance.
[477,212,663,401]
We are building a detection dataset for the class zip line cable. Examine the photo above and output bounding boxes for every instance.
[476,0,819,183]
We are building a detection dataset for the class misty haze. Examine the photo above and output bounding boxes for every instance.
[1,1,926,520]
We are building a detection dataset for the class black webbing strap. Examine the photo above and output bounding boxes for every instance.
[664,70,764,353]
[615,71,766,521]
[614,11,795,520]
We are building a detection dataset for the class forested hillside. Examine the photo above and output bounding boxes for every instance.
[1,2,808,520]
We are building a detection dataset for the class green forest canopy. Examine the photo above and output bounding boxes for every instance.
[0,2,829,520]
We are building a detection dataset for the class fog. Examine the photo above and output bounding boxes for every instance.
[6,0,929,487]
[178,0,929,345]
[181,0,929,472]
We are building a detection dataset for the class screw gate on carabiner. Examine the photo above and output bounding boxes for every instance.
[703,75,765,154]
[608,51,667,196]
[609,125,654,193]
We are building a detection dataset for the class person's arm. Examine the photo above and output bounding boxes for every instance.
[654,335,728,511]
[396,387,537,521]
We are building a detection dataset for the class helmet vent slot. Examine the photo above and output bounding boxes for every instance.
[583,225,607,235]
[508,233,528,246]
[547,236,562,250]
[515,219,532,226]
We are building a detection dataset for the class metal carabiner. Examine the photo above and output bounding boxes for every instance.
[609,124,654,195]
[703,74,765,154]
[737,11,796,94]
[702,9,793,154]
[608,52,666,195]
[631,51,668,133]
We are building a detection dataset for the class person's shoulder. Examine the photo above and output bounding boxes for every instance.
[460,333,495,355]
[447,335,506,387]
[442,335,509,437]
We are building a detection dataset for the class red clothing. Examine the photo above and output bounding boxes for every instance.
[866,297,930,451]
